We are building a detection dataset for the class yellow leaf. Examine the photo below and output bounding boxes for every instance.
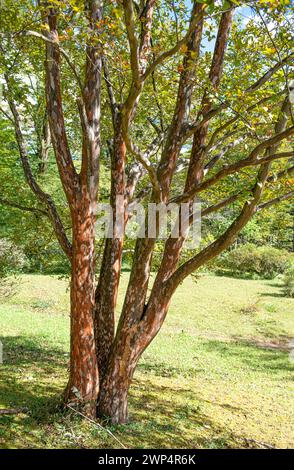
[180,44,188,54]
[264,47,276,55]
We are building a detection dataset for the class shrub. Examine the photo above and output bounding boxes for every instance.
[216,244,291,279]
[258,246,290,279]
[0,238,28,277]
[283,263,294,298]
[0,239,28,297]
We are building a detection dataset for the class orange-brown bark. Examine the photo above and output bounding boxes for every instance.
[65,198,99,417]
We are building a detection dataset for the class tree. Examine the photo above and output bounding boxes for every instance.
[0,0,293,423]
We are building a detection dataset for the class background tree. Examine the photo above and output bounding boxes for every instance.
[0,0,293,423]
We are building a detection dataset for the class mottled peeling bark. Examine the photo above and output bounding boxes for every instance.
[94,118,127,382]
[65,198,99,418]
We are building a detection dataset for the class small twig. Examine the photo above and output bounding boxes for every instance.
[0,106,13,122]
[243,437,276,449]
[66,404,127,449]
[0,407,29,415]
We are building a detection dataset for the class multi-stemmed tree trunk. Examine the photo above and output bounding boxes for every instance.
[1,0,293,423]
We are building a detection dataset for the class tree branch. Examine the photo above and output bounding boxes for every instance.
[5,80,72,260]
[102,56,118,124]
[173,126,294,203]
[267,164,294,182]
[82,0,103,202]
[138,0,156,74]
[44,9,79,202]
[124,133,161,196]
[20,30,85,98]
[205,91,285,152]
[202,163,294,218]
[0,198,48,216]
[156,2,205,200]
[201,193,240,218]
[123,0,141,85]
[165,164,271,293]
[184,52,293,144]
[0,106,13,122]
[184,5,235,191]
[166,94,292,291]
[257,191,294,211]
[204,135,248,175]
[246,54,293,93]
[143,3,206,80]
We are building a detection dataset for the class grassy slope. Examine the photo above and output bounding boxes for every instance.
[0,274,293,449]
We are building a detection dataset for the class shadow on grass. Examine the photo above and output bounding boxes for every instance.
[0,335,67,442]
[232,335,292,352]
[213,269,269,280]
[0,335,68,368]
[138,337,293,379]
[260,292,286,298]
[267,282,284,288]
[138,361,204,378]
[0,335,242,448]
[197,338,293,374]
[212,269,248,279]
[258,281,287,298]
[126,379,242,449]
[0,334,288,449]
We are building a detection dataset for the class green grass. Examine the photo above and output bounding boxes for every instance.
[0,274,293,449]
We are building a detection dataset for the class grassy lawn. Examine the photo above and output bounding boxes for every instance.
[0,273,293,449]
